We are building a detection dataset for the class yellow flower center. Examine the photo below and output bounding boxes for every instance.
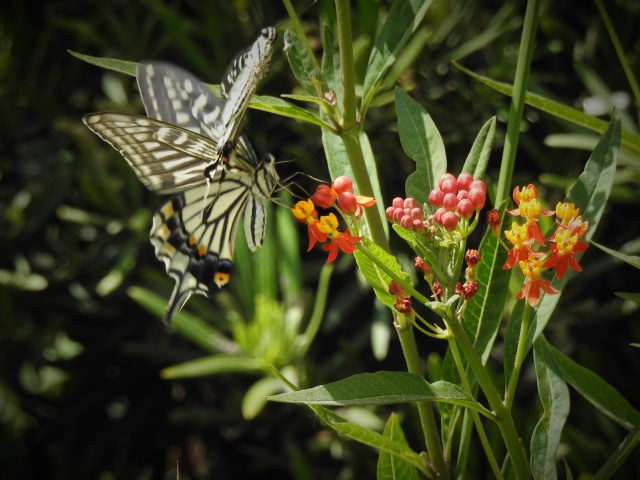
[317,213,339,235]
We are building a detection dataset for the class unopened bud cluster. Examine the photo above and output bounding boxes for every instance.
[427,173,487,230]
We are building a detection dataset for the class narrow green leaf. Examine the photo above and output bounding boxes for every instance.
[616,292,640,304]
[161,354,266,379]
[127,286,236,355]
[462,117,497,180]
[396,89,447,205]
[283,29,325,96]
[549,344,640,429]
[353,238,412,309]
[592,422,640,480]
[312,405,430,476]
[321,25,343,106]
[250,94,334,129]
[377,413,420,480]
[69,50,137,76]
[531,336,570,480]
[361,0,433,115]
[268,371,492,417]
[454,62,640,157]
[242,376,283,420]
[591,241,640,269]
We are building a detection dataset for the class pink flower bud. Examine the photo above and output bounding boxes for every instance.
[413,219,424,231]
[456,199,474,219]
[400,215,413,229]
[393,208,404,222]
[385,206,396,221]
[457,172,474,191]
[410,207,423,220]
[392,197,404,209]
[469,188,486,209]
[438,173,457,190]
[457,190,469,200]
[404,198,418,209]
[338,191,357,214]
[443,193,459,211]
[469,180,486,194]
[428,189,444,207]
[333,176,353,195]
[433,207,446,224]
[441,178,458,195]
[441,211,459,230]
[311,184,335,208]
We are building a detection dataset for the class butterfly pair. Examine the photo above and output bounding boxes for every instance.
[84,28,279,324]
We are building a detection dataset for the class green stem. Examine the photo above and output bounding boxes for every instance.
[504,301,531,409]
[298,263,333,357]
[395,313,448,478]
[494,0,540,207]
[447,337,503,480]
[444,316,530,479]
[334,0,390,252]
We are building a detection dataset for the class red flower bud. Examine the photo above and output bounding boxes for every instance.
[404,198,418,209]
[468,188,486,209]
[465,249,481,267]
[333,176,353,195]
[441,211,459,230]
[392,197,404,209]
[428,189,444,207]
[311,184,335,208]
[443,193,459,211]
[457,199,474,219]
[457,172,474,191]
[337,191,357,214]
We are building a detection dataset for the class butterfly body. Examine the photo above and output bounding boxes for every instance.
[84,59,278,324]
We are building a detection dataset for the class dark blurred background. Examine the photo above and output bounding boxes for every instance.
[1,0,639,479]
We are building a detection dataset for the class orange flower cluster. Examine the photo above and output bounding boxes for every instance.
[502,184,589,307]
[292,176,376,263]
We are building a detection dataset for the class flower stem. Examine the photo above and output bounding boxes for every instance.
[444,315,530,479]
[395,313,448,477]
[505,300,531,409]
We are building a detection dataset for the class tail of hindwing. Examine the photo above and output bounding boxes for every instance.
[150,194,232,324]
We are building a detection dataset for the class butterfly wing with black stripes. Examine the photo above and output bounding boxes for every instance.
[83,68,279,324]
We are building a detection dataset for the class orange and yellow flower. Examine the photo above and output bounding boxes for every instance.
[515,255,558,306]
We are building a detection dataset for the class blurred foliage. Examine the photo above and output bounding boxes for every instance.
[1,0,639,479]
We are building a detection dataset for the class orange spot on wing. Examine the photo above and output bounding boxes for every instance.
[214,272,230,288]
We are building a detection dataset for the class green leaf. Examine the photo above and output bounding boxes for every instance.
[321,25,343,107]
[361,0,433,116]
[160,354,266,379]
[591,241,640,269]
[531,336,570,480]
[377,413,420,480]
[250,94,334,130]
[311,405,430,476]
[242,376,283,420]
[283,29,324,96]
[462,116,497,180]
[268,371,492,417]
[592,422,640,480]
[549,344,640,429]
[454,62,640,157]
[69,50,137,76]
[353,238,412,309]
[127,286,236,355]
[616,292,640,304]
[396,89,447,205]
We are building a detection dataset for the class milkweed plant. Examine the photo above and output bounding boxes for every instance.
[267,1,634,480]
[76,0,636,478]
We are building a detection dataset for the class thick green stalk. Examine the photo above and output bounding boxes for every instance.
[334,0,389,251]
[494,0,541,207]
[396,314,448,478]
[504,301,531,409]
[447,337,503,480]
[444,316,530,479]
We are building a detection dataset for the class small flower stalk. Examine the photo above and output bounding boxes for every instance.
[500,184,590,307]
[292,176,376,263]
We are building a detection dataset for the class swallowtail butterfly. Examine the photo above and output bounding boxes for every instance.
[83,61,279,324]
